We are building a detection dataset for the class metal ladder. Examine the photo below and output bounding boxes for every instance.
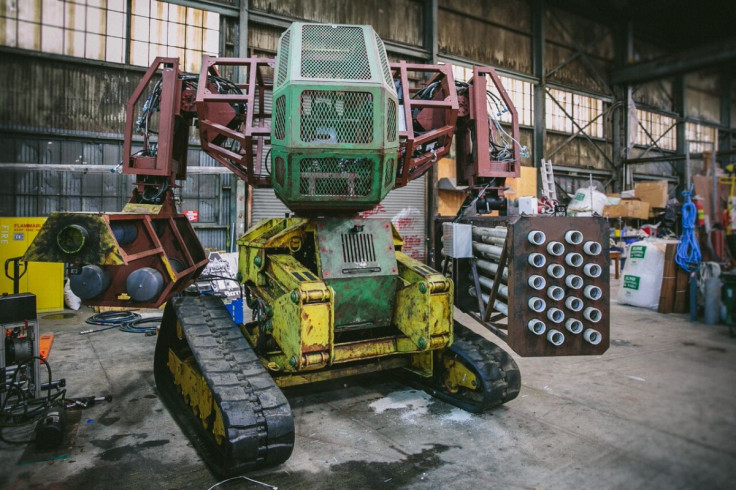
[540,159,557,201]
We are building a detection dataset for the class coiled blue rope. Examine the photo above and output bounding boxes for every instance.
[675,187,701,272]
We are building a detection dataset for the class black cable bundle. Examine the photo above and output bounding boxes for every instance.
[0,356,66,445]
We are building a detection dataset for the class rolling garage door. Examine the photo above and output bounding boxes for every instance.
[250,175,427,261]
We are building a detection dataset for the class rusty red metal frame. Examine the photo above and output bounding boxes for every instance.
[122,57,186,188]
[391,61,459,188]
[456,66,521,186]
[196,56,275,188]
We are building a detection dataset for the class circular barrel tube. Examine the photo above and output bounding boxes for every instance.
[583,241,602,256]
[564,230,584,245]
[565,318,583,334]
[168,257,187,273]
[546,241,565,256]
[528,253,546,268]
[69,265,110,300]
[547,286,565,301]
[565,296,583,312]
[527,230,546,245]
[546,307,564,324]
[583,328,603,345]
[565,274,583,289]
[473,242,504,260]
[584,285,603,300]
[111,222,139,246]
[528,275,546,290]
[126,267,165,302]
[547,264,565,278]
[57,224,88,254]
[584,307,602,323]
[528,297,546,312]
[473,226,508,238]
[476,259,508,282]
[547,329,565,346]
[528,319,546,335]
[565,253,583,267]
[584,263,602,278]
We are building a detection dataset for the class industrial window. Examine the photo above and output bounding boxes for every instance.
[635,109,676,151]
[545,89,604,139]
[130,0,219,72]
[0,0,127,63]
[0,0,219,71]
[451,65,533,126]
[686,122,717,154]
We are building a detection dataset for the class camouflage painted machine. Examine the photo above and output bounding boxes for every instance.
[25,22,609,475]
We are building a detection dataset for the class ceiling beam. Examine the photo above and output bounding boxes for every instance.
[610,39,736,85]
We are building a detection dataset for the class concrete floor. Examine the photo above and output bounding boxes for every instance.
[2,281,735,489]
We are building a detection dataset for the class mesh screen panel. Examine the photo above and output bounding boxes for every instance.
[387,99,397,142]
[301,25,371,80]
[300,91,373,144]
[299,158,373,197]
[374,31,394,87]
[274,95,286,140]
[276,30,290,87]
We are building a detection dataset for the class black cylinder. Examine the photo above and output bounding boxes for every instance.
[57,224,88,254]
[5,337,32,363]
[126,267,164,302]
[168,258,186,273]
[35,403,67,450]
[69,265,111,300]
[111,222,138,245]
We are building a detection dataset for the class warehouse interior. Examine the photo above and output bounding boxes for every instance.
[1,0,735,488]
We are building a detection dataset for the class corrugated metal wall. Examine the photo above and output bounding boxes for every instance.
[249,0,424,46]
[0,53,141,135]
[251,177,427,261]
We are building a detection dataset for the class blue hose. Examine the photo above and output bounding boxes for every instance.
[675,188,701,272]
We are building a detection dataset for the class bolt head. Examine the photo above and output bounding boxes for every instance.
[291,290,299,303]
[418,282,427,293]
[417,337,427,349]
[289,356,297,367]
[254,256,262,267]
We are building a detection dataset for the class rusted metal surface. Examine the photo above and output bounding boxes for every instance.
[456,66,521,185]
[24,195,207,308]
[196,56,275,188]
[441,215,610,357]
[123,58,187,189]
[391,61,459,188]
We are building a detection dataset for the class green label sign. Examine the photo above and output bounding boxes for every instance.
[623,275,640,290]
[575,193,586,201]
[629,245,646,259]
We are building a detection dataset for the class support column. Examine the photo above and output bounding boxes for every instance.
[425,0,439,264]
[532,0,546,187]
[720,70,733,163]
[674,76,687,192]
[235,0,249,242]
[612,21,633,193]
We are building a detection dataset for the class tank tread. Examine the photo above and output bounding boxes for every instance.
[154,295,294,476]
[417,321,521,413]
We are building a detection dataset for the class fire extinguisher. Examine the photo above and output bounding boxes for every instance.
[694,197,705,226]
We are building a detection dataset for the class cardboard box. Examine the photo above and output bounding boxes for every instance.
[635,181,668,208]
[603,199,650,219]
[505,166,538,198]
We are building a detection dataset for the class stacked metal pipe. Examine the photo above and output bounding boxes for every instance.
[467,220,607,352]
